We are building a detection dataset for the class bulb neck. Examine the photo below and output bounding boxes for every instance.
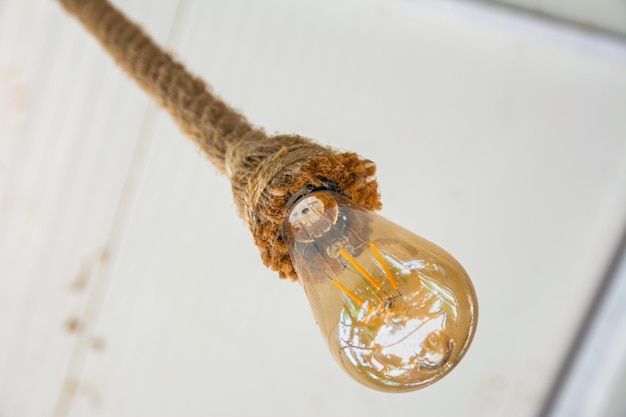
[284,179,346,211]
[281,181,352,243]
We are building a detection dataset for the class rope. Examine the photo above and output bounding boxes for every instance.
[58,0,381,279]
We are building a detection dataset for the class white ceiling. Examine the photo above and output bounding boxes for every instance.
[1,0,625,416]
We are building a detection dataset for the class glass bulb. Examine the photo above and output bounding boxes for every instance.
[282,190,478,392]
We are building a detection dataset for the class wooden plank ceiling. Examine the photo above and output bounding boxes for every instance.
[1,0,625,416]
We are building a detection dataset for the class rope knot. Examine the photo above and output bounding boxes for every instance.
[226,134,382,279]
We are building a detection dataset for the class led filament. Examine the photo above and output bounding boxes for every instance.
[282,190,478,392]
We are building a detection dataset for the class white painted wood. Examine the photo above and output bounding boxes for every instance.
[1,0,625,416]
[0,1,180,416]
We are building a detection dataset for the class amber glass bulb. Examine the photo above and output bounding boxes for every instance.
[282,190,478,392]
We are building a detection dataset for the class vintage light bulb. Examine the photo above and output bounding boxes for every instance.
[282,190,478,392]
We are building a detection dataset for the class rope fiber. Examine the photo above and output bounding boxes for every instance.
[58,0,381,279]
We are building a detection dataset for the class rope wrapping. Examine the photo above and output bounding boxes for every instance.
[58,0,381,279]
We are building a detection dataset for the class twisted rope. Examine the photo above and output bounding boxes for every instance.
[58,0,381,279]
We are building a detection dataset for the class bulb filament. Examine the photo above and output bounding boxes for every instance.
[369,242,399,290]
[336,243,400,310]
[330,278,370,311]
[339,248,382,291]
